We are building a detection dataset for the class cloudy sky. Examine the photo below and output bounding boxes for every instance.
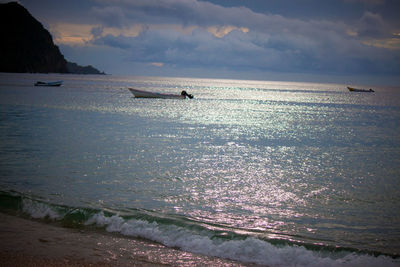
[15,0,400,84]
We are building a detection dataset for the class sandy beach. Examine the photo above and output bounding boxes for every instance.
[0,212,253,266]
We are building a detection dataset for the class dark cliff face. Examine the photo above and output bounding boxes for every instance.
[0,2,105,74]
[66,62,105,75]
[0,2,68,73]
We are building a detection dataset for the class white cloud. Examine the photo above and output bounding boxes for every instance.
[207,26,249,38]
[50,22,143,46]
[51,23,94,45]
[150,62,164,67]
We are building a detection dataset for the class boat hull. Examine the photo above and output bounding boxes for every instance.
[34,81,63,87]
[347,87,374,92]
[128,88,185,99]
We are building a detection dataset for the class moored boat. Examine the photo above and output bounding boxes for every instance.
[34,81,63,87]
[347,86,374,92]
[128,88,193,99]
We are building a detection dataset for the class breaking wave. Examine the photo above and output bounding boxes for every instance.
[1,191,399,267]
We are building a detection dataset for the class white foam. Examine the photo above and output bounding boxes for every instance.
[22,199,61,220]
[85,212,400,267]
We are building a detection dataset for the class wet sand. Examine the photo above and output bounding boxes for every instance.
[0,212,254,266]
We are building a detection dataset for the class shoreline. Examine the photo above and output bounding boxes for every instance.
[0,212,255,266]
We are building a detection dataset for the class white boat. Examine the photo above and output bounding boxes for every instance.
[128,88,193,99]
[347,86,374,92]
[34,80,63,87]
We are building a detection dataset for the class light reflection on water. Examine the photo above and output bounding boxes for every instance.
[1,73,400,254]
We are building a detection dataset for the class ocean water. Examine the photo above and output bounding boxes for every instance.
[0,73,399,266]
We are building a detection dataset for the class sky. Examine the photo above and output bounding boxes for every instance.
[10,0,400,84]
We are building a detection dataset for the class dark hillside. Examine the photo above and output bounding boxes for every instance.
[0,2,68,73]
[0,2,104,74]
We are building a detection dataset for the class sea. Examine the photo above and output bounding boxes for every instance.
[0,73,399,266]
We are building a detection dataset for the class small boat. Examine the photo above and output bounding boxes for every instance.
[34,81,63,87]
[128,88,193,99]
[347,87,374,92]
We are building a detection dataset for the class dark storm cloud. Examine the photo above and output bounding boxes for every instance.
[18,0,400,80]
[356,11,390,38]
[92,21,399,75]
[92,6,127,28]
